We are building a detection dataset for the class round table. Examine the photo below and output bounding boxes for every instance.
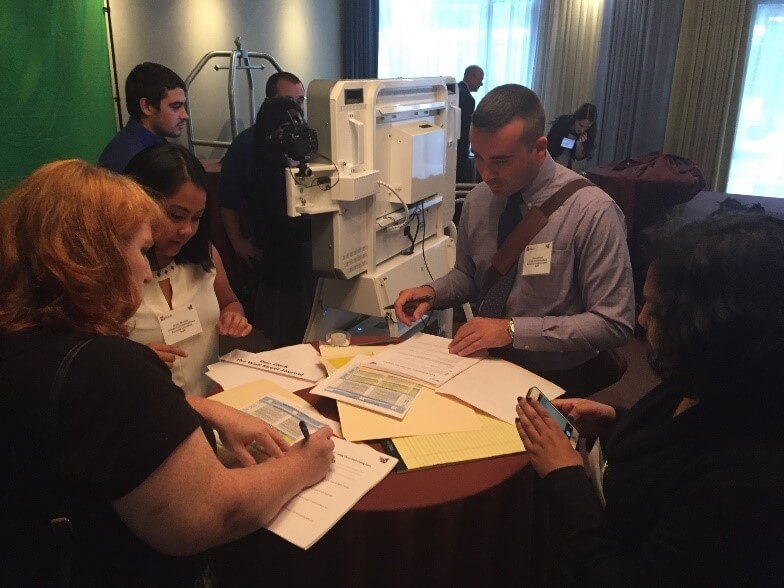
[211,339,550,586]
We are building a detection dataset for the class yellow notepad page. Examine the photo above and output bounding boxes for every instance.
[391,412,524,470]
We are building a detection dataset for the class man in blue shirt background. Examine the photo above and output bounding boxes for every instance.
[99,62,188,172]
[218,71,306,266]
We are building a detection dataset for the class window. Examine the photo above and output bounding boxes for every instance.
[378,0,541,102]
[727,1,784,197]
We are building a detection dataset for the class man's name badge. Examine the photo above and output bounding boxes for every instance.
[522,242,553,276]
[158,304,203,345]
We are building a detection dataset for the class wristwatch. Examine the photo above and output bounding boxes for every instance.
[506,319,515,343]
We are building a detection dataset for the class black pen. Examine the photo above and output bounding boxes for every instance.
[384,295,434,311]
[299,420,310,441]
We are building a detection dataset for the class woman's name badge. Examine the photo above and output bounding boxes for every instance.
[158,304,203,345]
[587,439,607,507]
[522,242,552,276]
[561,136,576,149]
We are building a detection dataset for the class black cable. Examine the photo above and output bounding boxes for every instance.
[421,204,434,281]
[404,206,421,255]
[420,203,435,332]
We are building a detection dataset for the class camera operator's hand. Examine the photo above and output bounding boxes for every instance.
[393,285,435,326]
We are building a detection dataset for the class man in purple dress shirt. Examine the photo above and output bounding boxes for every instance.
[394,85,635,392]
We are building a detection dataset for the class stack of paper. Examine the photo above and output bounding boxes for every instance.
[312,333,565,471]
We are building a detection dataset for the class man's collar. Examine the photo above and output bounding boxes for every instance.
[520,152,557,208]
[126,118,164,147]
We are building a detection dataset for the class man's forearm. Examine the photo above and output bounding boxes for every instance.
[220,208,247,249]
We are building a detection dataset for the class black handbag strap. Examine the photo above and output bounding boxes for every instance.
[47,338,94,432]
[47,337,94,588]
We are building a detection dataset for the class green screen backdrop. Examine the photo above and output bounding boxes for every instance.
[0,1,117,196]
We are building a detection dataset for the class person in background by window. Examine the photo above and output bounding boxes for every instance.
[456,65,484,183]
[124,143,250,397]
[546,102,597,171]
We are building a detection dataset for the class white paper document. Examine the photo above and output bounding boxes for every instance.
[436,357,564,424]
[266,438,396,549]
[220,344,326,383]
[206,361,310,392]
[311,356,426,419]
[367,333,482,388]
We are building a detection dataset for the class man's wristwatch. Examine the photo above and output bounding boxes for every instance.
[506,319,515,343]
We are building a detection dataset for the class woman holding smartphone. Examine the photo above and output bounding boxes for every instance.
[124,143,248,396]
[0,161,334,586]
[516,213,784,585]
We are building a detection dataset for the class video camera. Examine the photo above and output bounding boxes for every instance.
[267,107,319,177]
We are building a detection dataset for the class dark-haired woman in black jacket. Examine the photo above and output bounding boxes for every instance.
[546,102,597,170]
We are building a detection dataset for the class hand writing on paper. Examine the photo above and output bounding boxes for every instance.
[393,285,435,326]
[516,397,582,478]
[148,342,187,368]
[448,317,510,356]
[218,311,252,337]
[288,427,335,487]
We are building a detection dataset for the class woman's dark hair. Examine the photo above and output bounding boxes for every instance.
[570,102,597,157]
[645,213,784,407]
[571,102,597,124]
[123,143,213,271]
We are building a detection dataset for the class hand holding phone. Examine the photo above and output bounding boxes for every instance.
[525,386,579,448]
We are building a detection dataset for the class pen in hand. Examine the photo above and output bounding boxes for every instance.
[384,296,434,312]
[299,420,310,441]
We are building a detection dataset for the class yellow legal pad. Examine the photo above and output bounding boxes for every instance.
[390,411,525,471]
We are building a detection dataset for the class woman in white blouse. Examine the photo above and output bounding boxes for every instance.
[124,143,250,395]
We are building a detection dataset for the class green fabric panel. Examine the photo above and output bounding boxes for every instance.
[0,1,116,196]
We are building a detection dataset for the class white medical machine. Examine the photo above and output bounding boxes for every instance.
[285,77,464,342]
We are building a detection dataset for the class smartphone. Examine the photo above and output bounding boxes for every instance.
[526,386,579,448]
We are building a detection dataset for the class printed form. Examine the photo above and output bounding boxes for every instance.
[367,333,482,388]
[311,356,426,419]
[267,437,396,549]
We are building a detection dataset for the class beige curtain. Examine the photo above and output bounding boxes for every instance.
[664,0,753,190]
[532,0,604,124]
